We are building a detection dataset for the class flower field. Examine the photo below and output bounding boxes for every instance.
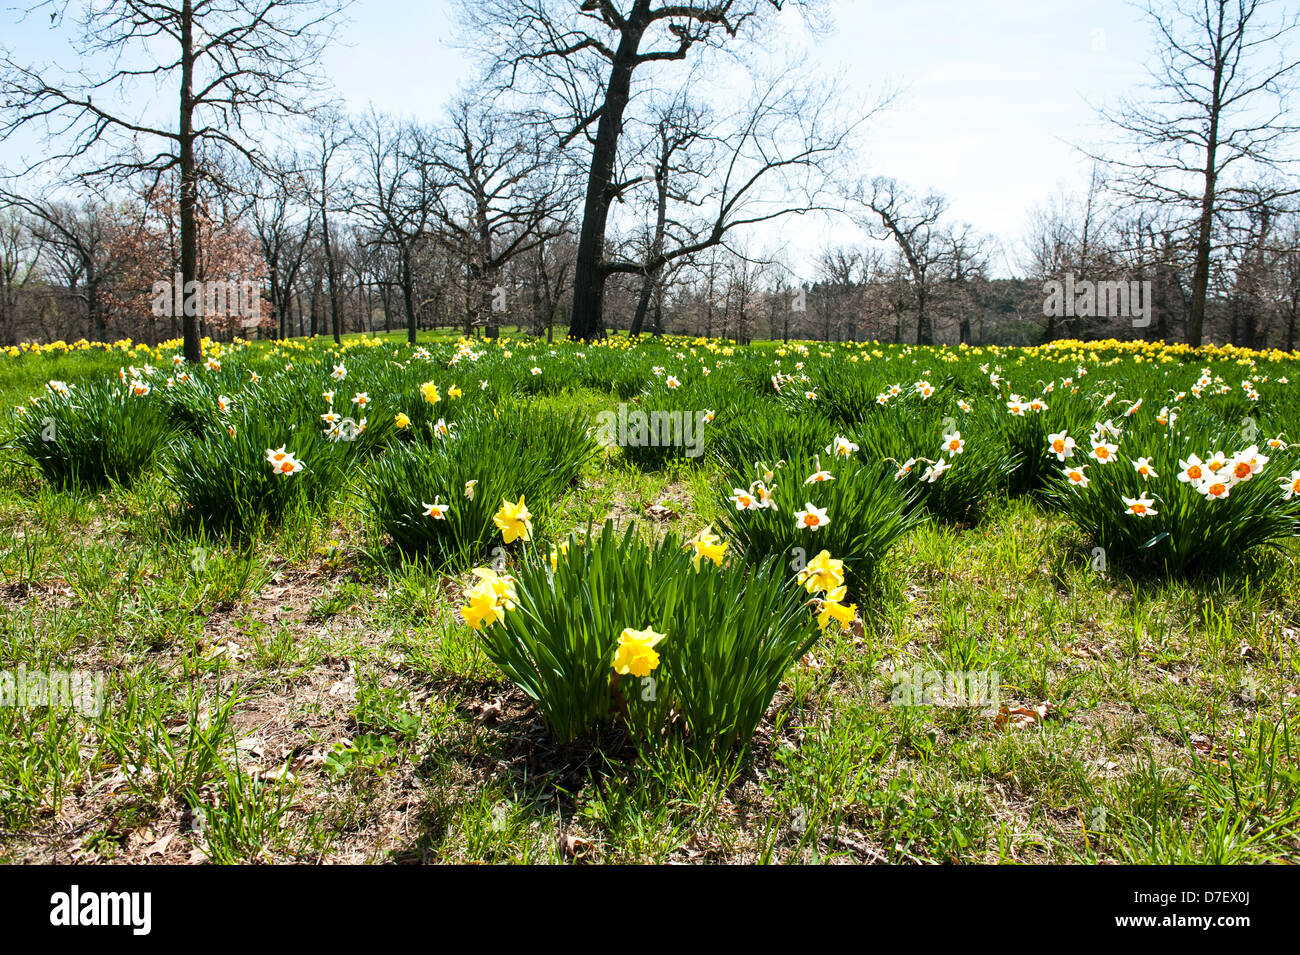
[2,332,1299,863]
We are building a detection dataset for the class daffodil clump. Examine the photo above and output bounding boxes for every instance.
[467,521,820,753]
[715,446,922,598]
[363,404,592,565]
[1050,413,1300,573]
[13,376,174,489]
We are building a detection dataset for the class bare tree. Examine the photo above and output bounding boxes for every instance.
[939,223,992,345]
[306,111,352,344]
[627,96,704,336]
[1275,213,1300,349]
[430,95,572,338]
[0,0,346,361]
[1096,0,1300,346]
[0,191,122,341]
[242,154,315,340]
[853,177,948,345]
[351,111,443,343]
[462,0,834,340]
[598,69,855,332]
[0,204,44,345]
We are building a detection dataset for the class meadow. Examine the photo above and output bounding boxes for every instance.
[1,330,1298,864]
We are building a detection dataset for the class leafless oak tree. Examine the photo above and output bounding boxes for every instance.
[460,0,831,340]
[0,0,347,360]
[1096,0,1300,345]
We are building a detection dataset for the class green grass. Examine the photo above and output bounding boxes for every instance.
[0,332,1297,863]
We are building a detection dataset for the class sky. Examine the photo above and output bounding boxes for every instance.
[0,0,1164,276]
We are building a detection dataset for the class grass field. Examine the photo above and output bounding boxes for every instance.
[1,331,1298,864]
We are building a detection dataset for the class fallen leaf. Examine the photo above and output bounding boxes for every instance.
[643,503,678,522]
[995,701,1055,729]
[145,833,174,858]
[560,832,595,861]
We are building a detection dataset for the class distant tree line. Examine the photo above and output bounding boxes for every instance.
[1,0,1297,350]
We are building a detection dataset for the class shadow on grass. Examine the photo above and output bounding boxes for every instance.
[391,672,774,864]
[1052,530,1298,600]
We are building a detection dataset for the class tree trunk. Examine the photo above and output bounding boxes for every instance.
[568,20,646,340]
[179,0,201,363]
[1188,65,1222,347]
[401,251,417,344]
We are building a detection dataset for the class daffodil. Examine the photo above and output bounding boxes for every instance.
[494,496,533,543]
[797,549,844,594]
[1198,477,1233,500]
[684,527,727,569]
[1047,431,1075,461]
[422,500,450,520]
[1230,446,1268,481]
[611,627,667,677]
[548,540,570,572]
[470,567,517,610]
[1089,440,1118,464]
[266,446,303,476]
[826,436,859,458]
[1279,470,1300,500]
[815,586,857,631]
[1122,494,1157,517]
[922,457,950,482]
[420,381,440,405]
[461,587,503,630]
[1132,457,1158,479]
[730,487,757,510]
[395,412,410,429]
[1177,455,1206,484]
[794,502,830,531]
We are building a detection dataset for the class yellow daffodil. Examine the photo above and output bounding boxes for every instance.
[494,496,533,543]
[684,527,727,569]
[797,549,845,594]
[611,626,667,677]
[459,568,517,630]
[815,586,857,632]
